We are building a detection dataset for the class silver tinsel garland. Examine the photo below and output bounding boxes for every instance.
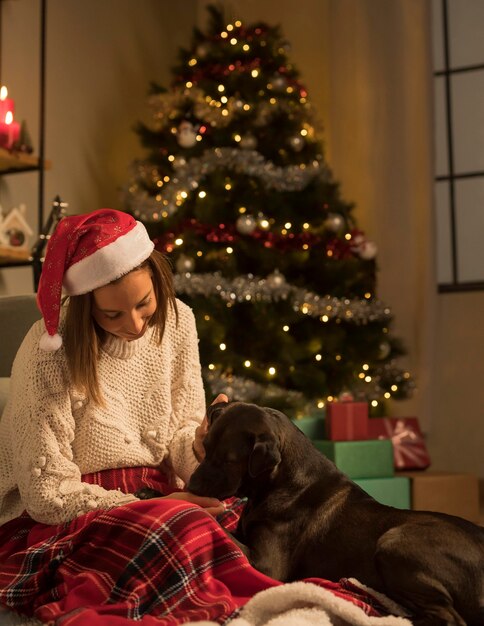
[204,368,305,406]
[204,363,414,409]
[125,147,325,219]
[174,271,392,324]
[148,88,313,130]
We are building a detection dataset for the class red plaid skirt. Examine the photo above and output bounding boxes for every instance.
[0,467,391,625]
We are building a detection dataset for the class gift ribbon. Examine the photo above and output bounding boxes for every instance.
[378,419,428,468]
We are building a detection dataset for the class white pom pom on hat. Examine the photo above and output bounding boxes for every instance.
[36,208,154,351]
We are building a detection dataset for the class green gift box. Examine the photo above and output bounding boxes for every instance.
[292,416,326,440]
[354,476,411,509]
[313,439,394,479]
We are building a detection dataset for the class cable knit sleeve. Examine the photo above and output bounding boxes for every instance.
[167,303,206,485]
[8,322,138,525]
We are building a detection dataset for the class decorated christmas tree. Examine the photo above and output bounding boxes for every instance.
[124,5,414,416]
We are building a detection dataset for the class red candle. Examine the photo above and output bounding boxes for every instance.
[0,111,21,150]
[0,86,15,124]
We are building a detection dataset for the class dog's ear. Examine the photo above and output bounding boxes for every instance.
[248,438,281,477]
[207,401,229,426]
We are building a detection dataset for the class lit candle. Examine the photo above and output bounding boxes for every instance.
[0,86,15,123]
[0,111,21,150]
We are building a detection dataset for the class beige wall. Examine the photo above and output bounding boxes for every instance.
[1,0,482,480]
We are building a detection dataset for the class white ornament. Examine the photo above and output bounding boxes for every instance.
[358,240,378,260]
[177,121,198,148]
[236,214,257,234]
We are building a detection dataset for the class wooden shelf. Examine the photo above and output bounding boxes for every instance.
[0,147,51,174]
[0,244,32,261]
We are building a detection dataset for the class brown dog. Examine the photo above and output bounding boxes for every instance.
[188,401,484,626]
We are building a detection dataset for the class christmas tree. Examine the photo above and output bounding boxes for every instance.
[124,5,414,416]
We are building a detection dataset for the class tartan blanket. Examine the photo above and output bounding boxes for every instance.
[0,467,410,625]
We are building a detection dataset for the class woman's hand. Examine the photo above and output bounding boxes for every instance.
[163,491,224,516]
[193,393,228,462]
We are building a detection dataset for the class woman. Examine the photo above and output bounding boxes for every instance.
[0,209,405,625]
[0,209,275,625]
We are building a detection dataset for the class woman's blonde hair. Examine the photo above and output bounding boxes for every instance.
[63,249,178,406]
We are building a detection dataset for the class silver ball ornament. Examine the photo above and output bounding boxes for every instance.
[239,134,257,150]
[271,75,287,91]
[172,156,187,170]
[176,254,195,273]
[325,213,345,232]
[288,134,304,152]
[378,341,391,360]
[236,214,257,235]
[266,270,286,289]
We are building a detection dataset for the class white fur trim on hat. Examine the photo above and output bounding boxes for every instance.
[39,331,63,352]
[63,221,154,295]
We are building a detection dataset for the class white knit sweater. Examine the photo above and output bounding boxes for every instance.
[0,299,206,526]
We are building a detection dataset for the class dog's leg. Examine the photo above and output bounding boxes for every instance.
[222,528,250,557]
[375,531,467,626]
[378,570,466,626]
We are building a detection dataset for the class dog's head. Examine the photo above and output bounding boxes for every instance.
[188,401,287,500]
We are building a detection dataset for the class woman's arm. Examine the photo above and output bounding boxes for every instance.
[8,328,138,525]
[166,305,207,485]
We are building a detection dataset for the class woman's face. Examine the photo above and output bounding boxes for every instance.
[91,268,157,341]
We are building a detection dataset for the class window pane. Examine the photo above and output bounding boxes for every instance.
[451,69,484,174]
[434,76,449,177]
[455,178,484,282]
[435,181,454,284]
[448,0,484,67]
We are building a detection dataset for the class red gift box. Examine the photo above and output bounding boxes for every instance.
[368,417,431,470]
[325,401,369,441]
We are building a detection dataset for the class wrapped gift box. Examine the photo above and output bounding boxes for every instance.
[368,417,431,470]
[397,471,480,523]
[292,415,326,440]
[355,476,410,509]
[313,439,394,479]
[325,401,368,441]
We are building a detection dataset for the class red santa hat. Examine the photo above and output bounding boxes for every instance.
[37,208,154,351]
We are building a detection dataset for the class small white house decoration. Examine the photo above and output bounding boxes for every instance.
[0,204,34,258]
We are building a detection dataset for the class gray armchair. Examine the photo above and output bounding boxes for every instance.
[0,294,41,414]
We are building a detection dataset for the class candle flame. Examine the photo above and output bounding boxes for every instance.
[0,86,7,100]
[5,111,13,125]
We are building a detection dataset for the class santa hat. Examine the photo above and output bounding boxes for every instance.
[37,208,154,351]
